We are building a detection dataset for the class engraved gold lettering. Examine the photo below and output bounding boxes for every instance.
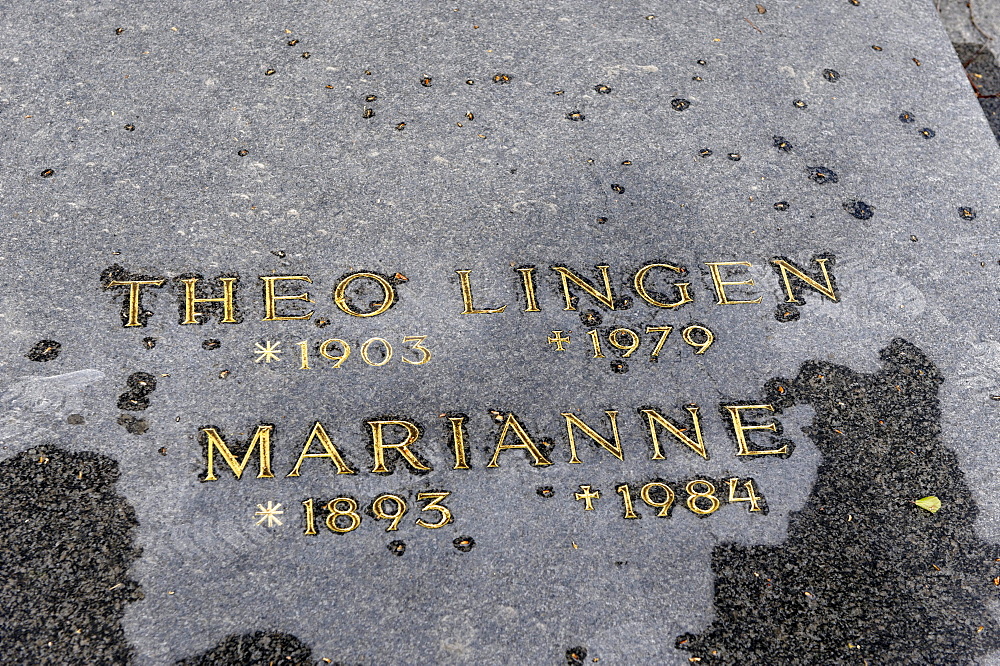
[551,265,616,311]
[447,416,471,470]
[372,494,408,531]
[369,420,432,473]
[415,492,453,528]
[685,480,721,514]
[360,337,393,366]
[455,270,507,314]
[180,277,237,324]
[640,407,708,460]
[319,338,350,366]
[486,413,553,467]
[334,272,396,317]
[517,267,541,312]
[107,279,166,327]
[286,421,357,476]
[722,404,788,455]
[202,425,274,481]
[401,336,432,365]
[771,257,838,303]
[616,484,640,519]
[645,326,673,357]
[302,498,318,535]
[261,275,314,321]
[563,411,623,464]
[640,482,676,517]
[325,498,362,533]
[704,261,763,305]
[633,263,694,309]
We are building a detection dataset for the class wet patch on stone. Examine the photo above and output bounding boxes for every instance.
[177,631,313,665]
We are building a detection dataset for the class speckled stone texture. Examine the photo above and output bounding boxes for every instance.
[1,0,1000,664]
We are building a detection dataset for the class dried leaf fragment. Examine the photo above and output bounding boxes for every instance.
[914,496,941,513]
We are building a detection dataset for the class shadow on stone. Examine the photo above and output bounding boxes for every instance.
[0,445,142,663]
[955,42,1000,143]
[677,339,1000,664]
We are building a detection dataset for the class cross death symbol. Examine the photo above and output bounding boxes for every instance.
[574,485,601,510]
[548,330,571,351]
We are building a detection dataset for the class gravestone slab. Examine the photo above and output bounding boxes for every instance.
[2,0,1000,664]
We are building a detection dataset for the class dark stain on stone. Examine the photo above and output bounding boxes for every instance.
[67,413,85,425]
[453,535,475,552]
[773,201,789,211]
[594,84,611,94]
[492,73,511,84]
[0,446,142,663]
[773,136,793,152]
[143,337,157,349]
[537,486,555,498]
[580,309,602,326]
[727,153,741,161]
[843,198,875,220]
[124,123,135,131]
[177,632,313,665]
[822,68,840,82]
[237,149,248,156]
[566,646,588,666]
[775,304,800,322]
[566,111,585,121]
[899,110,915,123]
[40,168,54,178]
[26,340,61,362]
[670,98,691,111]
[117,414,149,435]
[793,99,808,109]
[807,166,838,184]
[117,371,157,411]
[388,540,406,556]
[611,183,625,194]
[920,127,936,139]
[610,360,628,374]
[958,206,977,221]
[699,148,713,157]
[676,339,1000,664]
[202,339,221,350]
[954,43,1000,142]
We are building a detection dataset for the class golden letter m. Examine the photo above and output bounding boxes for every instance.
[202,425,275,481]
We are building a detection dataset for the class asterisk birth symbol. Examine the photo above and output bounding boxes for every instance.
[254,341,282,363]
[254,501,284,527]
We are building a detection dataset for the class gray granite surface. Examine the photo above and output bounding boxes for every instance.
[1,0,1000,664]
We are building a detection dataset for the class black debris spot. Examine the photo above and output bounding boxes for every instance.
[465,79,474,85]
[793,99,808,109]
[237,149,248,156]
[420,76,432,87]
[699,148,713,157]
[124,124,135,131]
[773,136,793,152]
[202,339,221,350]
[677,339,1000,665]
[116,414,149,435]
[395,122,406,131]
[872,44,883,51]
[848,0,860,5]
[26,340,61,362]
[453,536,476,552]
[580,309,602,326]
[287,39,299,46]
[264,68,276,76]
[670,98,691,111]
[611,183,625,194]
[300,52,310,59]
[610,360,629,374]
[492,73,511,84]
[692,76,703,81]
[40,169,54,178]
[773,201,790,211]
[697,59,707,65]
[362,107,375,118]
[314,318,331,328]
[566,646,588,666]
[775,304,800,322]
[727,153,741,161]
[566,111,585,121]
[115,27,125,35]
[365,94,377,102]
[807,166,838,184]
[0,446,142,663]
[67,414,85,425]
[621,160,632,166]
[822,68,840,82]
[142,337,157,349]
[920,127,936,139]
[270,249,286,258]
[596,216,607,224]
[958,206,977,221]
[843,199,875,220]
[388,540,406,556]
[899,111,915,123]
[537,486,555,498]
[594,84,612,94]
[177,632,313,666]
